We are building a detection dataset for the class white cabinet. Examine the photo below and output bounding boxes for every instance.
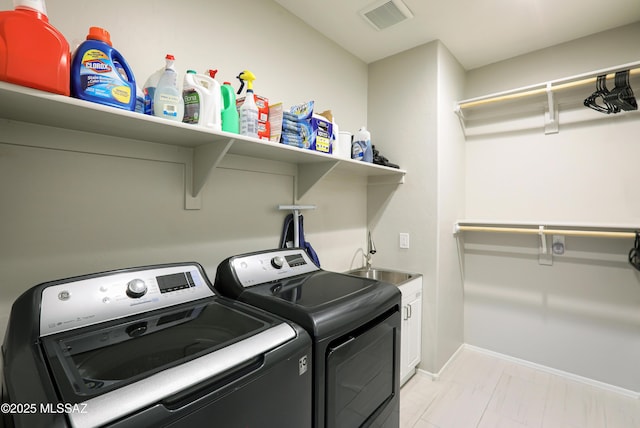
[399,276,422,386]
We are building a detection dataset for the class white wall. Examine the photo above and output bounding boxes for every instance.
[0,0,370,335]
[462,23,640,392]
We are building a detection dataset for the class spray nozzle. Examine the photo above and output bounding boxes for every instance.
[207,69,218,79]
[236,70,256,95]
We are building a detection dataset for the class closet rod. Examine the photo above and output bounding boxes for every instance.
[458,66,640,110]
[457,225,635,239]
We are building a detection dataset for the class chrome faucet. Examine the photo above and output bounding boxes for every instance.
[366,231,376,269]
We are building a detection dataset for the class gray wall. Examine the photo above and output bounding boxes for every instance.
[367,41,466,374]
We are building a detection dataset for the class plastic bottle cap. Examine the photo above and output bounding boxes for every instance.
[87,27,112,46]
[208,69,218,79]
[13,0,47,16]
[187,70,196,74]
[165,54,175,60]
[223,82,231,85]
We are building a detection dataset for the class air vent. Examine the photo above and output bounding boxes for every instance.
[360,0,414,31]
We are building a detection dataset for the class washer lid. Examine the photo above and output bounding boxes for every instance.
[266,270,378,308]
[41,299,294,414]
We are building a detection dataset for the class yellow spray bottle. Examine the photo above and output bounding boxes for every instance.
[237,70,258,138]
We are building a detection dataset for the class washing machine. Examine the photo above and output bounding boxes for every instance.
[214,248,402,428]
[1,262,312,428]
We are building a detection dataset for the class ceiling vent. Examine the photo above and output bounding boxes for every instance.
[359,0,414,31]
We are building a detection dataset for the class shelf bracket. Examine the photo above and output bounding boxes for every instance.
[185,139,234,209]
[544,83,559,135]
[538,225,553,265]
[296,161,339,200]
[454,103,467,137]
[367,173,405,186]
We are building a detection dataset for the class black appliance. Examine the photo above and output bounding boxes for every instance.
[2,262,312,428]
[214,248,401,428]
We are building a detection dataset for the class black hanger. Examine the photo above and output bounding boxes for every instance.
[584,74,619,114]
[605,70,637,112]
[628,232,640,271]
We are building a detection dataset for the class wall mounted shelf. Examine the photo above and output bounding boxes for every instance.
[0,81,406,209]
[454,61,640,136]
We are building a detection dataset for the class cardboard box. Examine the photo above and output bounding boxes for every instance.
[258,120,270,141]
[309,115,333,154]
[269,102,283,142]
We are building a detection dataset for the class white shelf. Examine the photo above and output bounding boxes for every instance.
[0,81,406,207]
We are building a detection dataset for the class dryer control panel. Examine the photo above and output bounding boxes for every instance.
[40,263,215,336]
[231,249,319,288]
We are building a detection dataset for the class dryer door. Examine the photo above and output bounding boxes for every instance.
[325,310,401,428]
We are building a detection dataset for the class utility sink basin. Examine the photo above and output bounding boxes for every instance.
[346,268,418,286]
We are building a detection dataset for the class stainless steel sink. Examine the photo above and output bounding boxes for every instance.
[346,268,418,286]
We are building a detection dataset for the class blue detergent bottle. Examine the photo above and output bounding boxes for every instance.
[71,27,136,111]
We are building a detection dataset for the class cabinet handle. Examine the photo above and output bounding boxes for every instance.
[403,305,409,321]
[408,303,412,319]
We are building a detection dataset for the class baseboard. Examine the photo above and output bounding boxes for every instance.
[416,342,466,381]
[464,344,640,399]
[414,343,639,399]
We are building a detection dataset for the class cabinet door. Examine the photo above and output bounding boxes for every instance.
[405,293,422,370]
[400,278,422,385]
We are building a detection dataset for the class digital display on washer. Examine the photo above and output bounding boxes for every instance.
[285,254,307,267]
[156,272,195,293]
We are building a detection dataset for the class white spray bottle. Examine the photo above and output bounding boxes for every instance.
[237,70,258,138]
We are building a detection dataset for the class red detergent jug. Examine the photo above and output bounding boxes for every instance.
[0,0,70,95]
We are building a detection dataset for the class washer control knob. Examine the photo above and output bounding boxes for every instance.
[271,256,285,269]
[126,279,147,298]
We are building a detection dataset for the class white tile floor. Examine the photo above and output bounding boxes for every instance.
[400,348,640,428]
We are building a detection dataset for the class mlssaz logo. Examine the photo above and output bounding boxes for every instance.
[84,60,112,73]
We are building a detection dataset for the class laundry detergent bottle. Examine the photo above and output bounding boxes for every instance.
[143,66,163,115]
[352,126,373,162]
[71,27,136,110]
[0,0,70,95]
[154,54,184,122]
[220,81,239,133]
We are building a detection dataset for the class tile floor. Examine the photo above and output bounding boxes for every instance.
[400,347,640,428]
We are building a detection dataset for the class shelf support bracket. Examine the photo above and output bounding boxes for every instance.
[185,139,234,209]
[454,103,467,137]
[296,161,339,201]
[538,225,553,265]
[545,83,559,135]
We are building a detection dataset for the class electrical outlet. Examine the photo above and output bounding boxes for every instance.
[399,233,410,249]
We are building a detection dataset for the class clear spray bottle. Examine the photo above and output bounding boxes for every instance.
[237,70,258,138]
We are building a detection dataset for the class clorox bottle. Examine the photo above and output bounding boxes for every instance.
[71,27,136,110]
[182,69,221,130]
[154,54,183,122]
